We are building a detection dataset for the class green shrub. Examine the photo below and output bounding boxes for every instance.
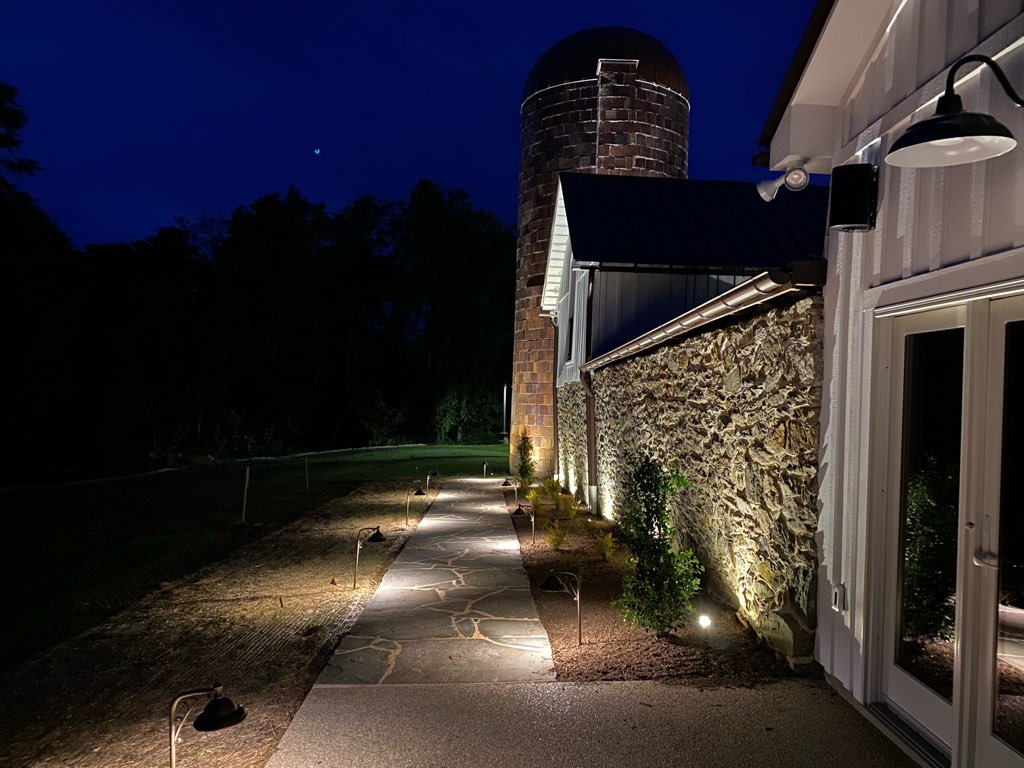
[545,519,567,550]
[557,492,579,519]
[541,477,561,504]
[516,432,535,488]
[594,531,615,562]
[613,452,702,636]
[525,487,543,513]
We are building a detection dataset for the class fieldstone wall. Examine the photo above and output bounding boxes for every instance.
[556,381,588,499]
[591,295,822,663]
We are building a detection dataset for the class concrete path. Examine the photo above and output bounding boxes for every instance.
[266,476,919,768]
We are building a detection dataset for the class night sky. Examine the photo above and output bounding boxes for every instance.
[2,1,819,248]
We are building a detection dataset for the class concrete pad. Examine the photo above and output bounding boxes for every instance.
[265,680,919,768]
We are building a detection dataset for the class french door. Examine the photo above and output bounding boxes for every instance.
[879,294,1024,768]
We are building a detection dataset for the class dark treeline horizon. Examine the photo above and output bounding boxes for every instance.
[2,96,515,486]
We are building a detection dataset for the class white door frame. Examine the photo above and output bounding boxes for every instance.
[868,281,1024,768]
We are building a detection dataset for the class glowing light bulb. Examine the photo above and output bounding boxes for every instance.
[698,614,712,629]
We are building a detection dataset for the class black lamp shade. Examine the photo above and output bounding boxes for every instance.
[193,695,246,732]
[539,573,566,592]
[886,107,1017,167]
[512,504,525,516]
[501,478,511,487]
[367,527,386,543]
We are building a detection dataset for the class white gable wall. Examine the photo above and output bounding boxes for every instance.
[799,0,1024,705]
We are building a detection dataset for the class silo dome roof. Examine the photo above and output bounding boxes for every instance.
[523,26,688,101]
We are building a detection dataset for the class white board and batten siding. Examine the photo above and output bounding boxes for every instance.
[817,0,1024,701]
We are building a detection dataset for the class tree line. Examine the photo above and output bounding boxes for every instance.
[1,83,514,485]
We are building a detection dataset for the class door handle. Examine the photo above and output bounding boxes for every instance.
[973,550,1000,569]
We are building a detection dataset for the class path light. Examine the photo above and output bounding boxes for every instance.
[483,460,488,478]
[169,683,246,768]
[353,526,386,588]
[886,53,1024,167]
[539,570,582,646]
[406,484,426,526]
[502,477,511,487]
[698,614,712,629]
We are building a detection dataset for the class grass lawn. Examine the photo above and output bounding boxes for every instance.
[0,443,511,670]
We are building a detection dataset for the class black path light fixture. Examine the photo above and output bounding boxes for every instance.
[353,526,387,588]
[886,53,1024,168]
[169,683,246,768]
[406,483,426,526]
[510,496,535,542]
[539,570,582,646]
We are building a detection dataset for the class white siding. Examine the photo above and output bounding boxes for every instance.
[817,0,1024,699]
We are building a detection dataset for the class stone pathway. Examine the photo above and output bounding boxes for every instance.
[312,476,555,686]
[266,477,919,768]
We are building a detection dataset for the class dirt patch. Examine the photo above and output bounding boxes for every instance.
[0,481,429,768]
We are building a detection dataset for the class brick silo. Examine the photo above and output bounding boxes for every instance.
[512,26,690,477]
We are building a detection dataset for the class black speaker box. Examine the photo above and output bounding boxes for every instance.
[829,163,878,231]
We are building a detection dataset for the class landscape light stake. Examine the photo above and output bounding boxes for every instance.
[353,526,386,588]
[483,460,488,477]
[241,466,250,525]
[169,683,246,768]
[305,458,309,493]
[539,570,582,646]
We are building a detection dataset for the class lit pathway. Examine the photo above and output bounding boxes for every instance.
[310,476,554,686]
[266,477,916,768]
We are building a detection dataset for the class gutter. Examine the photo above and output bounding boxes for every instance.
[579,260,825,373]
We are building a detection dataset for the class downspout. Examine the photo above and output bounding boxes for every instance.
[547,313,559,482]
[580,370,598,515]
[583,272,598,514]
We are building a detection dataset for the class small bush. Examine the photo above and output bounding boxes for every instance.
[545,519,567,550]
[525,487,543,514]
[613,452,703,636]
[594,531,615,562]
[516,432,535,488]
[557,493,579,519]
[541,477,561,504]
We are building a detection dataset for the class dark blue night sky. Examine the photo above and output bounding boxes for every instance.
[2,1,818,247]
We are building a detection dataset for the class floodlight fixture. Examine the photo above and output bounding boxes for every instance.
[757,165,809,202]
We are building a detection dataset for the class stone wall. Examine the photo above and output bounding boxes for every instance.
[590,295,823,662]
[556,380,588,499]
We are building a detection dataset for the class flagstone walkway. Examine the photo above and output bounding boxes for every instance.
[312,476,555,686]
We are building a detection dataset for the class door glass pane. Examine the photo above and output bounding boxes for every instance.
[995,320,1024,753]
[897,328,963,701]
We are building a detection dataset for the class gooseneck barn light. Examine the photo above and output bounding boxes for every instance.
[886,54,1024,168]
[169,684,246,768]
